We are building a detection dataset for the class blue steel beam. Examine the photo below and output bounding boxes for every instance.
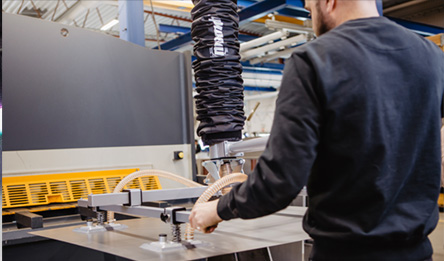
[237,0,257,8]
[159,24,257,42]
[239,34,258,42]
[277,7,310,19]
[279,0,310,18]
[244,86,277,92]
[159,24,190,34]
[285,0,305,9]
[241,61,285,71]
[238,0,287,26]
[192,83,277,92]
[243,68,282,75]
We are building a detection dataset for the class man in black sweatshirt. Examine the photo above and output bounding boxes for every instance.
[189,0,444,260]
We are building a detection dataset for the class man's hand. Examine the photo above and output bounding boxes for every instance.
[189,199,222,233]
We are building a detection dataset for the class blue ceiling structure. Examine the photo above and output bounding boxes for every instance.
[154,0,309,51]
[158,23,258,42]
[156,0,443,51]
[156,0,443,92]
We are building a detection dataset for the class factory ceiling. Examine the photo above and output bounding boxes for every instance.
[3,0,442,48]
[2,0,443,93]
[383,0,444,28]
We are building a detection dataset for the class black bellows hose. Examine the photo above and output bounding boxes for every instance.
[191,0,245,146]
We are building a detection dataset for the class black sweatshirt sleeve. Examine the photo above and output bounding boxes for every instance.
[441,51,444,118]
[217,52,323,220]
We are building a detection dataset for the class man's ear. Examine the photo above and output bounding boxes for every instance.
[325,0,336,13]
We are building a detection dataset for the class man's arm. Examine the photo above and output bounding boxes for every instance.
[441,51,444,187]
[217,51,323,220]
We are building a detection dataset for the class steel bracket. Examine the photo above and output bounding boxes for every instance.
[123,189,143,206]
[161,207,187,224]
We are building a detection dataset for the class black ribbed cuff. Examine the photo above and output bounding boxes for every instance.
[217,192,239,220]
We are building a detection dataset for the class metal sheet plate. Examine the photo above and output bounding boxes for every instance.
[3,13,193,151]
[30,206,309,261]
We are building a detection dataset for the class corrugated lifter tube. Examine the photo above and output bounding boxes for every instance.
[107,170,204,222]
[185,173,247,241]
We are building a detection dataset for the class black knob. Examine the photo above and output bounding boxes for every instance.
[160,213,169,223]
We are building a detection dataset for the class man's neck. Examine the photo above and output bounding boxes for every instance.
[332,4,380,28]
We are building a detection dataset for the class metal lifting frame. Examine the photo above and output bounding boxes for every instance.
[209,136,269,159]
[77,137,273,224]
[78,187,209,224]
[85,187,208,207]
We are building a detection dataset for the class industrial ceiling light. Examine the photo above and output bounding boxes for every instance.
[250,46,300,65]
[240,30,289,52]
[265,19,314,34]
[249,35,308,64]
[100,19,119,31]
[240,34,307,61]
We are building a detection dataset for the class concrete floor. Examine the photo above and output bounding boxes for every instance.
[430,212,444,260]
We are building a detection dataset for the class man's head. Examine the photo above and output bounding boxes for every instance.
[304,0,380,36]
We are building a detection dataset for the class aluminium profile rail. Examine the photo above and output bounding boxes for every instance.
[85,187,209,207]
[78,187,208,223]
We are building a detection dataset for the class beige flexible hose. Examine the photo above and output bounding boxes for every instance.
[107,169,203,222]
[185,173,248,241]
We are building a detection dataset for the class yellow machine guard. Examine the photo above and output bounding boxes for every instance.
[2,169,161,210]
